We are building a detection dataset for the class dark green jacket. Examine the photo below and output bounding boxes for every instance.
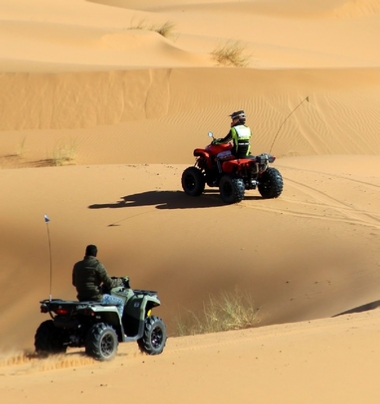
[72,256,122,301]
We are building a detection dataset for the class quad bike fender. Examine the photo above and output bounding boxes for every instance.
[221,158,254,173]
[87,305,127,341]
[194,148,210,159]
[135,295,161,340]
[194,148,214,170]
[89,306,122,326]
[125,294,161,321]
[122,294,161,341]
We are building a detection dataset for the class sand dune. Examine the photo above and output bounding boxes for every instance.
[3,310,380,403]
[1,0,380,403]
[1,68,380,166]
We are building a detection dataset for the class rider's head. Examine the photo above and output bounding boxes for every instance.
[85,244,98,257]
[230,110,246,125]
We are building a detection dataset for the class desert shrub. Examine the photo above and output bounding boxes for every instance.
[128,19,176,39]
[155,21,176,38]
[211,40,251,67]
[175,288,260,336]
[15,136,27,157]
[51,139,77,166]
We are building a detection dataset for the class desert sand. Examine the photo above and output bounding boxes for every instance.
[1,0,380,402]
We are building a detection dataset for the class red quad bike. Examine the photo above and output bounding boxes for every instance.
[181,132,284,204]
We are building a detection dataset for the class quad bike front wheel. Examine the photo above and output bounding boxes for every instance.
[181,167,205,196]
[219,174,245,204]
[258,167,283,199]
[35,319,67,356]
[85,323,118,361]
[137,316,167,355]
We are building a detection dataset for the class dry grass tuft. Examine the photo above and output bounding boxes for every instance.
[15,136,28,157]
[128,19,176,39]
[175,288,260,336]
[211,40,251,67]
[155,21,176,38]
[50,139,77,166]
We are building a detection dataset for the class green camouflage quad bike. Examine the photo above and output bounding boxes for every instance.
[34,277,167,361]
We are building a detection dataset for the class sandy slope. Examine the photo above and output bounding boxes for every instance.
[1,0,380,403]
[3,311,380,404]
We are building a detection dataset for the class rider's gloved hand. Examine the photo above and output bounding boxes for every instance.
[122,276,131,288]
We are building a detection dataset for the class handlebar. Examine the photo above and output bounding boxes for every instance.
[110,276,131,289]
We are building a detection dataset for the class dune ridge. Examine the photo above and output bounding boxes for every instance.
[1,68,379,169]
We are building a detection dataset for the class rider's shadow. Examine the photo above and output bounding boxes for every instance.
[88,190,225,210]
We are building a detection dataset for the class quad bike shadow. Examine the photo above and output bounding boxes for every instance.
[88,190,225,210]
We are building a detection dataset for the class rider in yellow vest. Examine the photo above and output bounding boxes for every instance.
[216,110,252,158]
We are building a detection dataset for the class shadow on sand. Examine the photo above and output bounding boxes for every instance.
[88,190,227,210]
[333,300,380,317]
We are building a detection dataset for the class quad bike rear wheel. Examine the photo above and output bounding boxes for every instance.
[137,316,167,355]
[219,174,245,204]
[85,323,118,361]
[258,167,283,199]
[181,167,205,196]
[35,319,67,356]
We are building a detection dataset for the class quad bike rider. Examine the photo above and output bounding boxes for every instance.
[34,275,167,361]
[217,110,253,159]
[181,110,283,204]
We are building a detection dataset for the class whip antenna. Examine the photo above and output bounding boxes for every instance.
[269,96,309,153]
[44,214,53,301]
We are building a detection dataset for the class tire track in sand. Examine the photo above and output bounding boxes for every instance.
[242,166,380,230]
